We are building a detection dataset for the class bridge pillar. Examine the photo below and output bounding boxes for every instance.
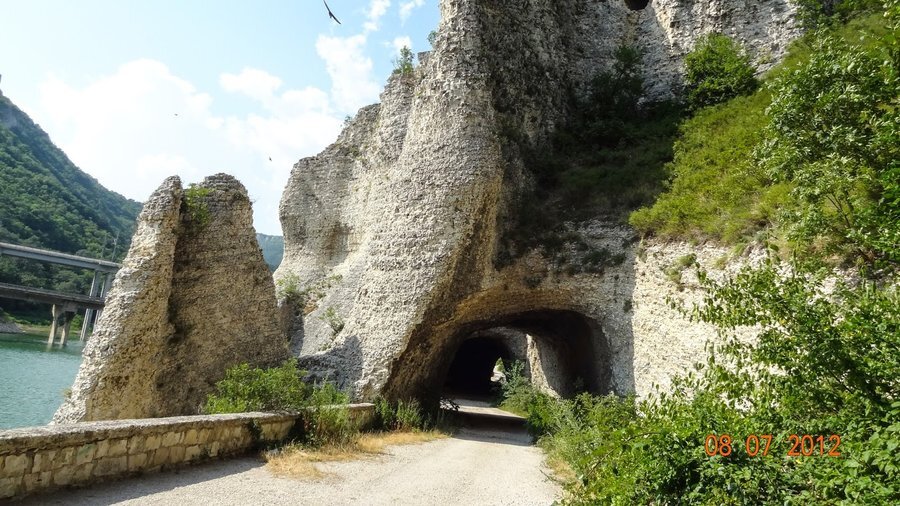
[48,304,60,345]
[80,271,101,341]
[60,311,75,346]
[92,272,115,326]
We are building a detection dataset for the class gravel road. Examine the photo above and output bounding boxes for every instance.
[23,407,561,505]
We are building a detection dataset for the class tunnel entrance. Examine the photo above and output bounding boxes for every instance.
[443,336,512,398]
[624,0,650,10]
[440,310,609,401]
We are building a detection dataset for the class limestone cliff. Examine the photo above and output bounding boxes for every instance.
[276,0,798,402]
[55,174,288,423]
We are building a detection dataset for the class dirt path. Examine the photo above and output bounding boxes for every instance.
[23,406,561,505]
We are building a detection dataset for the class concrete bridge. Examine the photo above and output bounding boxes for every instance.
[0,241,120,345]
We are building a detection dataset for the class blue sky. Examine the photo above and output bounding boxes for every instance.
[0,1,440,234]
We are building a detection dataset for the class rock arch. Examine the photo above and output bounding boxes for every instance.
[382,287,618,406]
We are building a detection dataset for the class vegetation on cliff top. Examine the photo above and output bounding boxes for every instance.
[505,2,900,503]
[631,9,897,272]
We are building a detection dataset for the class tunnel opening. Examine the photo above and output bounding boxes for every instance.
[443,335,512,399]
[624,0,650,10]
[440,310,610,403]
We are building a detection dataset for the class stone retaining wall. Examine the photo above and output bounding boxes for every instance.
[0,404,374,500]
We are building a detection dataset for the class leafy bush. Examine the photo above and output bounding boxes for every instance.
[392,46,415,75]
[373,397,431,432]
[501,45,682,260]
[204,359,353,447]
[631,11,894,255]
[395,400,425,431]
[514,260,899,504]
[204,359,313,414]
[684,33,758,110]
[527,6,900,504]
[319,306,345,335]
[497,361,559,437]
[756,32,899,268]
[579,45,646,146]
[301,381,353,446]
[183,184,211,227]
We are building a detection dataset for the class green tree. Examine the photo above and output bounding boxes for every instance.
[756,34,899,267]
[392,46,415,75]
[684,33,758,110]
[581,45,645,145]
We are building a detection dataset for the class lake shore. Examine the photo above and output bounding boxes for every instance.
[0,321,22,333]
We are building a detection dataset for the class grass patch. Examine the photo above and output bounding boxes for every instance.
[628,90,789,242]
[629,11,890,248]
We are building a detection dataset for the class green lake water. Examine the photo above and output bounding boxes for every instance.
[0,332,84,429]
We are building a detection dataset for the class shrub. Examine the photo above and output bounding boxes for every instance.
[301,381,353,446]
[392,46,415,75]
[183,184,212,227]
[319,306,345,335]
[547,6,900,503]
[684,33,758,110]
[580,45,645,145]
[204,359,312,414]
[275,273,305,305]
[395,400,425,431]
[204,360,354,447]
[516,262,899,504]
[756,33,899,268]
[373,397,430,432]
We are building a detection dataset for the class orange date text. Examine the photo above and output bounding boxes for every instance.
[704,434,841,457]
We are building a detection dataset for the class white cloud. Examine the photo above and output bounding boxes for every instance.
[220,68,283,104]
[392,36,413,54]
[316,34,381,113]
[35,59,342,235]
[399,0,425,23]
[364,0,391,33]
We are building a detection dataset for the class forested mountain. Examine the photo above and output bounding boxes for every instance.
[256,233,284,271]
[0,90,142,321]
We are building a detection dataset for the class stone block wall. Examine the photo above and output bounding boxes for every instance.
[1,404,374,500]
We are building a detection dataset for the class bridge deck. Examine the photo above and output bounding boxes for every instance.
[0,282,105,310]
[0,241,120,272]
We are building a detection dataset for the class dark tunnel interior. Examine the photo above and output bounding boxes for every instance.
[440,310,609,400]
[624,0,650,10]
[443,336,512,397]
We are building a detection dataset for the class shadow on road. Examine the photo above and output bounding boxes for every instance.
[445,397,534,447]
[18,457,266,506]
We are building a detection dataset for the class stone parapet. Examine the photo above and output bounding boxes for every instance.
[0,404,374,500]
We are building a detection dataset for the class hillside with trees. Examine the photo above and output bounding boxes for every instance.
[0,91,142,323]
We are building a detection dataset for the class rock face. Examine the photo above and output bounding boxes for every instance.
[55,174,288,423]
[275,0,797,403]
[0,321,22,333]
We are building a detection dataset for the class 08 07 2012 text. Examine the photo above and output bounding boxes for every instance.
[704,434,842,457]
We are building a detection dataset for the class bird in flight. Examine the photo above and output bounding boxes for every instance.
[323,0,341,24]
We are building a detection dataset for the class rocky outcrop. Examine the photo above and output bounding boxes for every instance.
[54,174,287,423]
[0,321,22,334]
[275,0,797,403]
